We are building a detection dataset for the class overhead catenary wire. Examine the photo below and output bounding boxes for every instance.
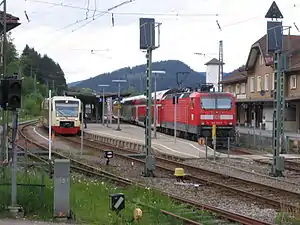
[24,0,298,32]
[25,0,219,17]
[36,0,135,50]
[24,0,299,52]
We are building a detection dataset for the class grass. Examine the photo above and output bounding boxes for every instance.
[0,167,219,225]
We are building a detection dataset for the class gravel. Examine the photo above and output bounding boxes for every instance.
[56,142,278,224]
[26,127,281,224]
[183,157,300,194]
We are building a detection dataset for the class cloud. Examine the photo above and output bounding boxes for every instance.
[7,0,300,83]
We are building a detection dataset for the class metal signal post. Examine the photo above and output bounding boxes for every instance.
[98,84,110,126]
[48,90,52,161]
[265,1,286,177]
[139,17,161,177]
[112,80,126,131]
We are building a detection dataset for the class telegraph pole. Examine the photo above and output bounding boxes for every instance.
[265,1,286,177]
[218,40,224,92]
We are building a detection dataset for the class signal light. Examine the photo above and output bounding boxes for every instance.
[1,78,22,110]
[7,79,22,110]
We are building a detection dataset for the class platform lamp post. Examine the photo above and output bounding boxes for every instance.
[98,84,110,126]
[152,70,166,139]
[112,80,127,131]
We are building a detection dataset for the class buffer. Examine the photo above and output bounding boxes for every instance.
[265,1,283,19]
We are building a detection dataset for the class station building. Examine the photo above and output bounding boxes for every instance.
[221,34,300,132]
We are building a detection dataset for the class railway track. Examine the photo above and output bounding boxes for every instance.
[64,134,300,212]
[15,121,272,225]
[231,146,300,173]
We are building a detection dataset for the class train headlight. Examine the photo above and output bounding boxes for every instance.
[229,122,232,125]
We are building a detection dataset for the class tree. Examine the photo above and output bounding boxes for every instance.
[2,37,66,118]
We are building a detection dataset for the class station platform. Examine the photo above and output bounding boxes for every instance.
[84,123,225,159]
[237,127,300,139]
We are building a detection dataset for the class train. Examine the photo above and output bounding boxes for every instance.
[41,96,82,135]
[113,85,236,143]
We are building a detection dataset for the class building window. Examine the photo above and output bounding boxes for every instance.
[260,55,264,65]
[235,84,240,94]
[241,83,246,94]
[257,76,261,91]
[272,73,275,90]
[250,77,254,93]
[228,85,232,93]
[290,75,297,89]
[265,74,269,91]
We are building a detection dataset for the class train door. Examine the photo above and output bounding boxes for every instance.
[157,104,161,126]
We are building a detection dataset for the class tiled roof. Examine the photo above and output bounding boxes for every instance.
[220,66,247,84]
[246,34,300,70]
[0,11,21,32]
[0,12,20,23]
[252,34,300,56]
[204,58,224,65]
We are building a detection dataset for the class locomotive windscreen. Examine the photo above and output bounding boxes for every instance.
[55,100,79,117]
[201,97,232,110]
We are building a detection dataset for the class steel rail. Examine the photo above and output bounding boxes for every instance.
[64,134,300,211]
[16,121,272,225]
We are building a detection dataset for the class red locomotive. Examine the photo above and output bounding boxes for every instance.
[116,85,236,143]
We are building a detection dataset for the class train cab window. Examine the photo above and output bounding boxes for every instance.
[216,98,232,109]
[201,97,215,109]
[201,97,232,109]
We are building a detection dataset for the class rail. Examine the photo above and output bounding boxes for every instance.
[17,121,273,225]
[66,135,300,212]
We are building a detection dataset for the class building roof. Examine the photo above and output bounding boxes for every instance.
[0,11,21,32]
[220,66,247,84]
[204,58,224,66]
[245,34,300,70]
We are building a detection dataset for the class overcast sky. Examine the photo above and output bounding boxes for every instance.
[7,0,300,83]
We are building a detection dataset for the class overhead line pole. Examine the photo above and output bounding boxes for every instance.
[0,0,7,163]
[139,18,161,177]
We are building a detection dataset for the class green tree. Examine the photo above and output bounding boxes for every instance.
[2,37,65,118]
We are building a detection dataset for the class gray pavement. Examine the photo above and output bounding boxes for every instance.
[237,126,300,139]
[85,123,225,158]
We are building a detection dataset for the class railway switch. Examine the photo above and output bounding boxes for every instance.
[104,150,113,165]
[174,168,185,182]
[110,193,125,213]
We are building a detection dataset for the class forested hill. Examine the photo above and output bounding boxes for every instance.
[68,60,220,94]
[20,45,67,93]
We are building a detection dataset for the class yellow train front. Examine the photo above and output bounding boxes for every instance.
[41,96,82,135]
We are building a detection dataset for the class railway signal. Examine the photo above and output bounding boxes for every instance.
[6,78,22,110]
[110,193,125,213]
[104,150,113,165]
[0,77,22,110]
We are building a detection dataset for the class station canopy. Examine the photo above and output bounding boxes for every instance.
[65,91,131,104]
